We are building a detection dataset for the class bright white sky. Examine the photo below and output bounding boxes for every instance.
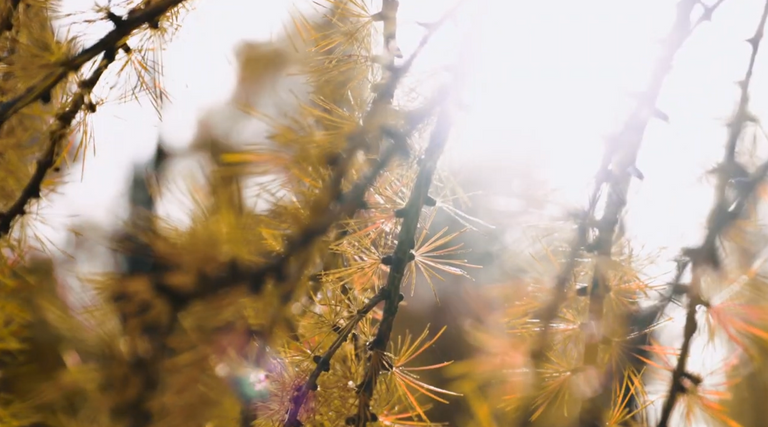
[47,0,768,254]
[40,0,768,423]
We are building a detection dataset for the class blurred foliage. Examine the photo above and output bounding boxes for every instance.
[4,1,768,427]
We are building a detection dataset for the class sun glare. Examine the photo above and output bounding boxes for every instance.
[51,0,714,242]
[51,0,768,296]
[433,0,768,274]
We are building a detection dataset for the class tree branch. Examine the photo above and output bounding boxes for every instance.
[656,5,768,426]
[351,103,454,426]
[0,0,189,131]
[576,0,725,425]
[283,287,389,427]
[275,3,459,422]
[0,0,190,239]
[152,0,459,305]
[0,44,120,237]
[515,1,722,425]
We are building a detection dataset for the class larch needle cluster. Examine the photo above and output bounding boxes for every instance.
[0,0,473,426]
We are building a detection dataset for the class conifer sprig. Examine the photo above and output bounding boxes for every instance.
[0,41,117,237]
[0,0,189,128]
[254,0,458,314]
[656,2,768,426]
[149,0,459,310]
[169,2,461,308]
[0,0,191,239]
[278,3,463,420]
[283,286,389,427]
[576,0,726,424]
[514,1,725,425]
[152,88,449,311]
[246,92,452,383]
[353,101,454,426]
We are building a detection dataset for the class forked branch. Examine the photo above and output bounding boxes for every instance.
[656,2,768,426]
[283,288,388,426]
[352,102,454,426]
[517,1,726,426]
[0,0,191,239]
[577,0,729,425]
[0,46,118,236]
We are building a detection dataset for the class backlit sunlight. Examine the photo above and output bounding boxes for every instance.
[47,1,768,425]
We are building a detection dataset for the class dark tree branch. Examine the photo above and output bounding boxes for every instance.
[656,2,768,426]
[151,0,459,309]
[0,0,189,131]
[352,103,454,427]
[576,0,725,425]
[274,4,460,422]
[283,288,388,426]
[515,1,722,426]
[0,0,190,239]
[0,45,119,237]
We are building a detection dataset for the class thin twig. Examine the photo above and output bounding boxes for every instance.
[262,0,455,307]
[656,3,768,426]
[656,159,768,427]
[576,1,724,425]
[340,11,464,426]
[278,4,458,422]
[352,103,454,426]
[579,5,732,417]
[577,256,690,427]
[0,44,121,237]
[0,0,189,131]
[257,85,450,366]
[152,0,459,306]
[0,0,190,238]
[152,87,448,311]
[283,287,389,426]
[258,87,448,427]
[517,1,722,425]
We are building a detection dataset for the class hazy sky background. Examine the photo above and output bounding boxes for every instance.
[47,0,768,256]
[39,1,768,423]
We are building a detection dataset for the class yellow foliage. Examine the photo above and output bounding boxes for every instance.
[0,1,471,426]
[9,1,768,427]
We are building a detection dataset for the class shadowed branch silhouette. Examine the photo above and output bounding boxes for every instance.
[656,2,768,425]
